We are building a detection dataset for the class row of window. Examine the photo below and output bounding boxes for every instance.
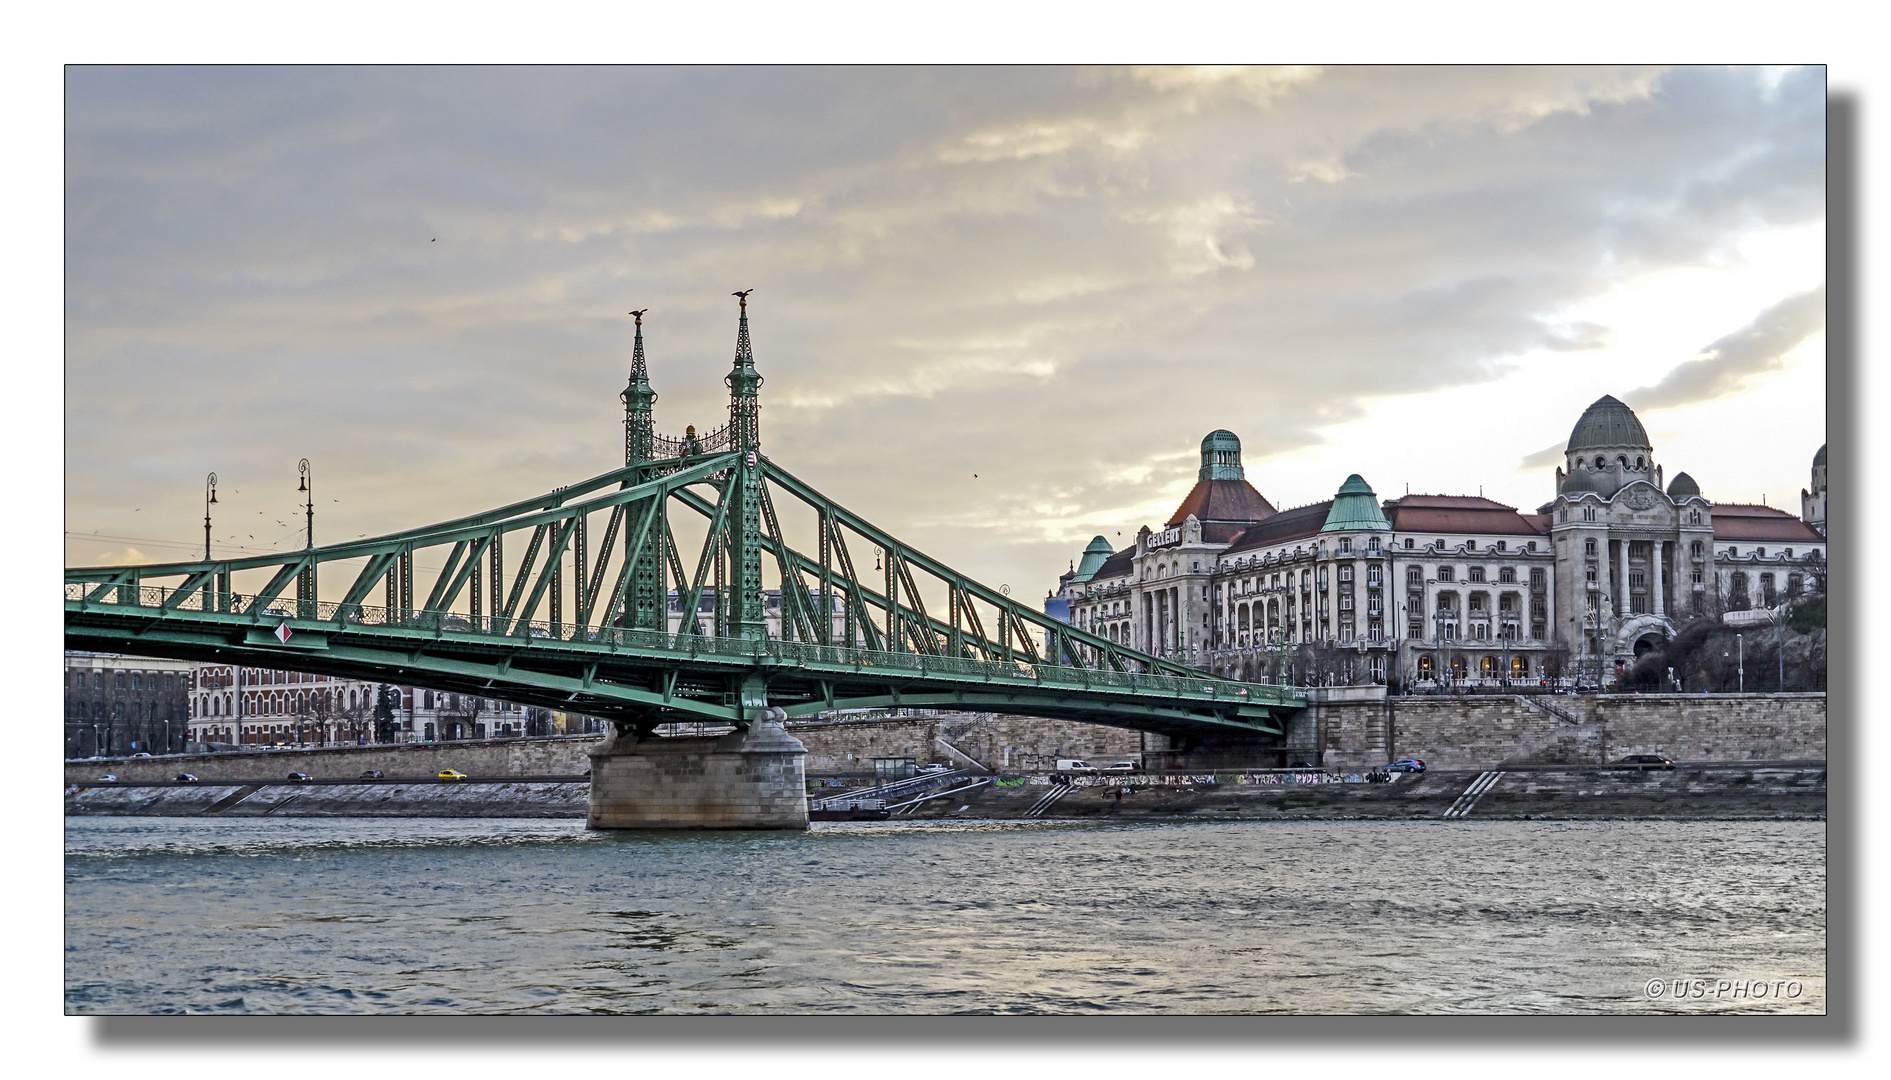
[65,670,180,693]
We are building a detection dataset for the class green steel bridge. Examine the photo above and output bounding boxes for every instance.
[64,300,1303,742]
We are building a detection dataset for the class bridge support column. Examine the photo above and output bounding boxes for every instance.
[586,709,808,830]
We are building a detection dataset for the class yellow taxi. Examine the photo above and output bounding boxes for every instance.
[437,769,469,781]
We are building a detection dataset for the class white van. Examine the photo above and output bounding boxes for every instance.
[1055,759,1097,775]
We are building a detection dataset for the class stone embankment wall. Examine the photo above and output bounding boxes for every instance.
[67,780,588,818]
[789,714,1141,774]
[63,694,1825,788]
[1317,693,1825,771]
[65,735,597,786]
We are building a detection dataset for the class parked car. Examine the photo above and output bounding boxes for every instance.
[1101,760,1143,774]
[440,615,472,632]
[360,769,384,779]
[916,763,951,775]
[173,773,199,783]
[437,769,469,781]
[1054,759,1097,775]
[130,752,152,758]
[286,772,314,782]
[1386,759,1427,773]
[1612,754,1676,771]
[97,774,118,783]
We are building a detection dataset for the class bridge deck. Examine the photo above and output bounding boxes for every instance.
[67,585,1302,739]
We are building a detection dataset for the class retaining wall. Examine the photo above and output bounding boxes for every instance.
[789,714,1142,773]
[63,694,1825,788]
[65,735,596,785]
[1340,693,1825,771]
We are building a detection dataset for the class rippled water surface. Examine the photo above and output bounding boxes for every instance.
[65,817,1824,1014]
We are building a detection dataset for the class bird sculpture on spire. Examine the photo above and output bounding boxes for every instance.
[732,289,753,307]
[628,308,648,325]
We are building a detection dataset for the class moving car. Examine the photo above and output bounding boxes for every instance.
[360,769,384,779]
[915,763,951,775]
[1612,754,1676,771]
[1101,760,1143,774]
[173,773,199,783]
[1054,759,1097,775]
[1386,759,1426,773]
[131,752,152,758]
[437,769,469,781]
[286,772,314,782]
[97,774,118,783]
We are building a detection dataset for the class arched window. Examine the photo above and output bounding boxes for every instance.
[1512,655,1529,678]
[1618,455,1629,469]
[1636,456,1645,469]
[1481,655,1496,676]
[1594,456,1605,469]
[1418,655,1433,676]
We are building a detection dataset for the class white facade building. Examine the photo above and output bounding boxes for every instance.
[1052,396,1826,689]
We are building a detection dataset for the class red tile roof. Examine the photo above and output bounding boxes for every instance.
[1384,495,1550,537]
[1711,504,1824,543]
[1224,501,1334,554]
[1166,478,1277,527]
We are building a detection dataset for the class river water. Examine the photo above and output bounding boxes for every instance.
[65,817,1825,1014]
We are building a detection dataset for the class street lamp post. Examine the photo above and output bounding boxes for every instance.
[1777,603,1787,690]
[204,472,218,561]
[1501,623,1512,689]
[298,458,314,549]
[1737,632,1745,693]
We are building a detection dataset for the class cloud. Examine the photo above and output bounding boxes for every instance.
[1518,442,1568,471]
[62,66,1825,593]
[1627,283,1826,411]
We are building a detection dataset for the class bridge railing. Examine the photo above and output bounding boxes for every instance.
[66,582,1297,705]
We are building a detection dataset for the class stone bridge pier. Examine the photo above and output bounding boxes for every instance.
[586,707,809,830]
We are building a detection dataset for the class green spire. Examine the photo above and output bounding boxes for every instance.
[621,309,656,465]
[1320,474,1391,532]
[726,289,761,451]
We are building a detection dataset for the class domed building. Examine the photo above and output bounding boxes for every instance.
[1049,398,1826,694]
[1546,395,1825,682]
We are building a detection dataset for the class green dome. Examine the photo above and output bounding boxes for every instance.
[1320,474,1391,532]
[1198,430,1244,481]
[1566,395,1651,452]
[1070,535,1113,583]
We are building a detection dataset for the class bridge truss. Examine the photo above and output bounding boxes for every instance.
[65,302,1301,740]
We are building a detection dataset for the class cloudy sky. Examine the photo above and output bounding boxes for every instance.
[64,65,1826,597]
